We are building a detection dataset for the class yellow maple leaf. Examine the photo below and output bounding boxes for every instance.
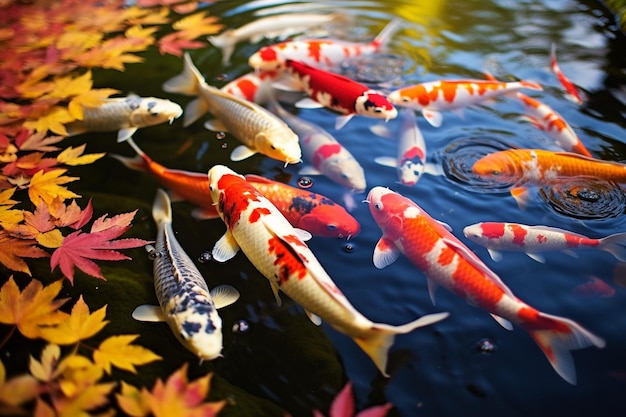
[57,144,106,166]
[127,7,170,26]
[39,296,108,345]
[171,11,223,39]
[68,88,119,120]
[93,335,162,374]
[43,71,93,101]
[0,359,39,410]
[0,276,69,339]
[29,344,62,382]
[23,106,76,136]
[0,187,23,228]
[28,168,80,206]
[36,229,64,249]
[116,381,151,417]
[57,31,104,59]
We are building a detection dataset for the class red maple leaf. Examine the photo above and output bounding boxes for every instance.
[311,382,393,417]
[157,32,205,57]
[50,211,150,283]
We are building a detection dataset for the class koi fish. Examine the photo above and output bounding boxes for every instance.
[372,108,442,186]
[572,276,615,298]
[387,79,542,127]
[280,59,397,129]
[248,18,402,72]
[367,186,605,384]
[65,94,182,142]
[220,71,281,104]
[162,52,301,165]
[268,98,366,195]
[516,93,591,156]
[208,12,342,65]
[132,189,240,361]
[463,222,626,263]
[245,174,360,239]
[471,149,626,208]
[111,138,356,238]
[550,44,584,105]
[208,165,448,376]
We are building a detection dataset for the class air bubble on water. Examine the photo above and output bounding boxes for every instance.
[475,338,497,355]
[232,320,249,333]
[198,251,212,263]
[216,132,226,140]
[221,143,228,149]
[297,176,313,189]
[216,73,228,81]
[343,243,355,253]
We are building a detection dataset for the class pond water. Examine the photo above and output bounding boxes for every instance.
[60,0,626,416]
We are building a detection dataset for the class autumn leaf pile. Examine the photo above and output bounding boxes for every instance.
[0,0,231,415]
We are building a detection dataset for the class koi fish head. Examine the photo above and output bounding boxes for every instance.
[255,130,302,166]
[128,97,183,128]
[208,165,245,209]
[462,223,491,244]
[299,203,361,239]
[471,150,524,184]
[387,87,425,110]
[398,157,425,186]
[355,91,398,120]
[248,47,285,72]
[321,154,367,192]
[169,304,224,361]
[366,187,407,234]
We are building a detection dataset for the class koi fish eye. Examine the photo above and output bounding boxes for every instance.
[150,112,159,117]
[491,170,501,175]
[270,145,276,150]
[373,202,382,211]
[327,224,337,230]
[401,97,410,103]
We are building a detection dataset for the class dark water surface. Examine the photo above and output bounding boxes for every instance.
[55,0,626,416]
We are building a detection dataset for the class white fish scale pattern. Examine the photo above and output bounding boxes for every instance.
[81,101,134,130]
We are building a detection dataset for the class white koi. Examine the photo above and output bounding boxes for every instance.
[208,165,448,376]
[463,221,626,263]
[65,94,182,142]
[209,12,342,65]
[132,189,240,361]
[163,52,302,165]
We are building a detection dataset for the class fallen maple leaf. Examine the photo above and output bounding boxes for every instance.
[39,295,108,345]
[116,363,225,417]
[22,105,75,136]
[0,276,69,340]
[50,197,93,230]
[0,359,39,411]
[93,334,162,374]
[28,168,80,206]
[312,382,393,417]
[171,11,223,39]
[50,214,150,283]
[157,32,205,57]
[15,129,64,152]
[29,344,62,383]
[0,231,49,276]
[56,144,105,166]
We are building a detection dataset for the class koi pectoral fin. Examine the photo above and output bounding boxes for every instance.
[373,237,400,269]
[212,230,240,262]
[210,285,240,309]
[132,305,165,322]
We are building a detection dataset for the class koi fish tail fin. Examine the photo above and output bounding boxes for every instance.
[163,52,203,96]
[109,138,151,173]
[207,30,235,66]
[527,312,605,385]
[598,232,626,261]
[372,18,402,49]
[519,80,543,91]
[356,312,449,377]
[152,188,173,226]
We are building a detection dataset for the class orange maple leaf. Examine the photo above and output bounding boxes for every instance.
[0,276,69,339]
[117,363,226,417]
[0,231,49,276]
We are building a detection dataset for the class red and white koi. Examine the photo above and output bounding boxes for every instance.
[208,12,342,65]
[220,70,281,104]
[248,18,402,72]
[111,138,358,238]
[132,189,240,361]
[387,79,542,127]
[208,165,448,376]
[367,186,605,384]
[280,59,397,129]
[372,108,441,186]
[463,222,626,263]
[550,44,584,105]
[65,94,182,142]
[163,53,301,165]
[269,98,366,195]
[515,92,592,157]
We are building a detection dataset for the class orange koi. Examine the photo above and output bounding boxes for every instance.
[367,186,605,384]
[551,44,584,105]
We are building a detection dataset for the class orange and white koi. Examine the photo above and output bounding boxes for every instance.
[163,53,301,165]
[111,139,358,238]
[372,108,441,186]
[387,79,542,127]
[550,44,584,105]
[208,12,342,65]
[472,149,626,186]
[515,93,592,157]
[208,165,448,376]
[65,94,182,142]
[281,59,397,129]
[463,221,626,263]
[248,18,402,72]
[132,189,240,361]
[269,98,366,195]
[367,186,605,384]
